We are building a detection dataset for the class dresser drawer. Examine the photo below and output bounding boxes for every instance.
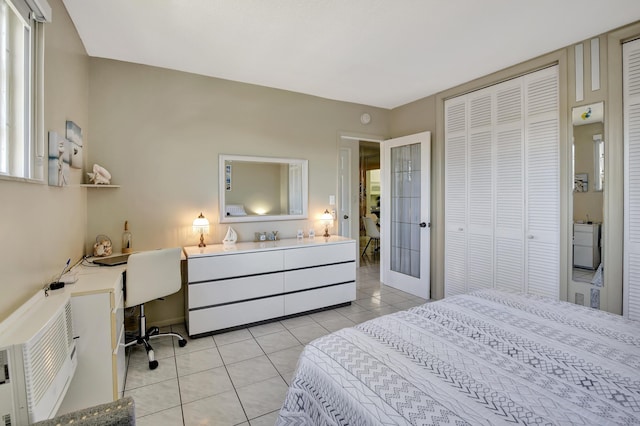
[284,282,355,316]
[189,273,284,309]
[284,262,355,292]
[284,242,355,269]
[188,250,284,282]
[189,296,284,335]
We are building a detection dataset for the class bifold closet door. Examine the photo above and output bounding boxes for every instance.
[623,39,640,320]
[467,91,494,292]
[444,65,559,298]
[494,80,525,292]
[444,99,467,297]
[524,66,560,298]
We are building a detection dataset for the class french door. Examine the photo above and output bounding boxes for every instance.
[381,132,431,299]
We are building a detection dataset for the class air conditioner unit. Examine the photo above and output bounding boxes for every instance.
[0,290,77,425]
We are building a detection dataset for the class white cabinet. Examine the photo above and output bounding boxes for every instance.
[184,237,356,336]
[445,66,559,299]
[58,265,126,414]
[573,223,601,269]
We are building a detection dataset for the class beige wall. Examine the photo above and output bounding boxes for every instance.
[86,59,389,324]
[0,0,89,322]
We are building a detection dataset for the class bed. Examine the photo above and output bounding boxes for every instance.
[277,289,640,425]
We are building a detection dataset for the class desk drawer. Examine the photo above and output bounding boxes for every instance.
[284,262,355,292]
[189,273,284,309]
[188,250,284,282]
[188,296,284,335]
[284,242,355,269]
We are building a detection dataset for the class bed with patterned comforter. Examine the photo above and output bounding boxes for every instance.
[277,289,640,425]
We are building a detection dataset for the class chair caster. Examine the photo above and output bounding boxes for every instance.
[178,339,187,348]
[149,360,158,370]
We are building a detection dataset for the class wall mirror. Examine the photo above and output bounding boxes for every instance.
[219,154,308,223]
[571,101,604,295]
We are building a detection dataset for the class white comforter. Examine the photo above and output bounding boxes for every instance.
[277,290,640,425]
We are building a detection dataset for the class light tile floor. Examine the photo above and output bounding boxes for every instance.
[124,254,428,425]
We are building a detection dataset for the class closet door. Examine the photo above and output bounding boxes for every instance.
[524,66,560,298]
[467,90,494,291]
[494,81,525,292]
[623,39,640,320]
[444,98,467,297]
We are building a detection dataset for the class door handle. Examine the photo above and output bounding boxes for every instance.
[343,215,349,219]
[419,222,428,228]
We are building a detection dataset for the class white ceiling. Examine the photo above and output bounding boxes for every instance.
[62,0,640,109]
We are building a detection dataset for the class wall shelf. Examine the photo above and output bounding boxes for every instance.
[80,184,120,188]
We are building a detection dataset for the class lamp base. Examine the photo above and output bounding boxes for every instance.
[198,233,206,247]
[323,226,330,238]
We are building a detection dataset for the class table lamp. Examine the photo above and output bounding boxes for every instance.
[321,209,333,237]
[193,212,210,247]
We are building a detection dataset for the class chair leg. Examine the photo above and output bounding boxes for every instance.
[125,304,188,370]
[361,238,372,256]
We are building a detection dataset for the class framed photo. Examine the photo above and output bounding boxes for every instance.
[225,164,232,191]
[66,120,83,169]
[574,173,588,192]
[48,131,70,186]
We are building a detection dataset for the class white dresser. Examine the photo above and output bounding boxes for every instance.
[57,264,127,414]
[184,236,356,336]
[573,223,601,269]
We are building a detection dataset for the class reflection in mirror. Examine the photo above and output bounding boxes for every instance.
[219,155,308,223]
[571,102,604,290]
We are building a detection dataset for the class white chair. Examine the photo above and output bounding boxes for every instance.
[362,216,380,256]
[124,247,187,369]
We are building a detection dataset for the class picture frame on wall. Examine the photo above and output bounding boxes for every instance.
[48,131,70,186]
[65,120,83,169]
[574,173,588,192]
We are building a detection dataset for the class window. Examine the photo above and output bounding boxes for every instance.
[594,134,604,192]
[0,0,49,181]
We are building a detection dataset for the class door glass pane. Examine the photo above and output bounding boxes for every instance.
[390,143,421,277]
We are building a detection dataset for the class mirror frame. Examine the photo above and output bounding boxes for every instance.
[219,154,308,223]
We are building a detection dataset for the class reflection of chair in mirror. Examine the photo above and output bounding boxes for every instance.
[361,216,380,256]
[124,248,187,370]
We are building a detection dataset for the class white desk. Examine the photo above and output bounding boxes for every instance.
[57,262,127,415]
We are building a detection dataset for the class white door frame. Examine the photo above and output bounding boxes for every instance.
[338,132,384,267]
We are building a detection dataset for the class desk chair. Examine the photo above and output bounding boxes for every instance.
[124,247,187,369]
[362,216,380,256]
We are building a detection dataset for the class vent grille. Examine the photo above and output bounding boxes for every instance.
[21,299,73,408]
[527,75,558,116]
[446,102,466,133]
[628,50,640,97]
[496,86,522,124]
[469,95,491,128]
[2,413,11,426]
[628,104,640,244]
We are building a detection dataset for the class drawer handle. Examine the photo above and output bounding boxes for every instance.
[527,235,534,239]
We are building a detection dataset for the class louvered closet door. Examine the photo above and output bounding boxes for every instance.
[444,98,467,297]
[524,66,560,298]
[623,39,640,320]
[494,80,525,292]
[467,90,494,291]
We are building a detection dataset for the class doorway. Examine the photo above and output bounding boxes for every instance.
[360,141,381,259]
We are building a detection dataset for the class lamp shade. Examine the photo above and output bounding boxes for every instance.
[192,212,210,234]
[321,209,333,222]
